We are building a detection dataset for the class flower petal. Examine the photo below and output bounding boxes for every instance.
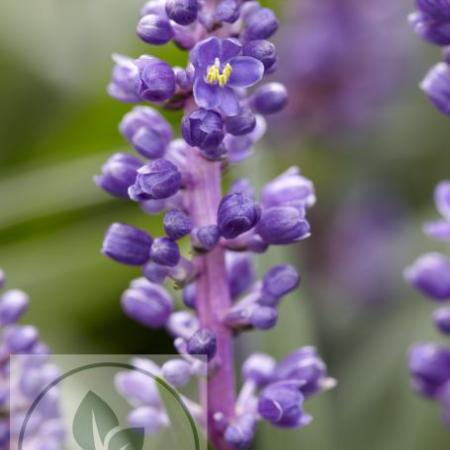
[218,87,241,116]
[229,56,264,88]
[221,38,242,61]
[193,78,219,109]
[423,220,450,241]
[192,37,221,69]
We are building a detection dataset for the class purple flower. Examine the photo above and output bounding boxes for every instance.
[433,306,450,334]
[163,209,193,240]
[191,225,220,252]
[187,328,217,361]
[0,289,29,326]
[242,353,276,387]
[410,11,450,45]
[161,359,192,387]
[191,37,264,115]
[224,414,256,450]
[420,63,450,116]
[150,237,180,267]
[137,14,174,45]
[260,265,300,306]
[251,82,288,115]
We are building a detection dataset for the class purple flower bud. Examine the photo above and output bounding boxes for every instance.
[218,193,261,239]
[260,265,300,306]
[215,0,240,24]
[165,0,199,25]
[4,325,39,353]
[224,414,256,450]
[129,159,181,201]
[256,206,310,245]
[102,223,152,266]
[119,106,172,159]
[128,406,168,433]
[226,252,255,299]
[142,261,170,284]
[192,225,220,252]
[107,54,141,103]
[121,278,173,328]
[258,381,311,429]
[187,328,217,361]
[423,219,450,240]
[136,56,176,102]
[251,82,288,115]
[243,7,279,41]
[405,253,450,300]
[243,40,277,72]
[94,153,141,198]
[420,63,450,115]
[182,283,196,309]
[242,353,276,387]
[137,14,174,45]
[416,0,450,19]
[230,179,256,199]
[433,306,450,334]
[0,290,29,325]
[262,167,316,209]
[225,109,257,136]
[435,180,450,220]
[250,306,278,330]
[409,12,450,46]
[161,359,192,387]
[163,209,192,240]
[182,109,225,152]
[167,311,199,339]
[150,237,180,267]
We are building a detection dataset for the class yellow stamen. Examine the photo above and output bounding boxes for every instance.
[206,62,233,87]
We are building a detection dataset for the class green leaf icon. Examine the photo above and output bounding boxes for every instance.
[73,391,120,450]
[108,428,145,450]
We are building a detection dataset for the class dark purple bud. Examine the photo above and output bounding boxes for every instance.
[182,283,196,309]
[119,106,172,159]
[260,265,300,306]
[136,56,176,102]
[218,193,261,239]
[243,7,279,40]
[224,414,256,450]
[250,306,278,330]
[94,153,141,198]
[242,353,276,387]
[121,278,173,328]
[405,253,450,300]
[416,0,450,19]
[225,109,257,136]
[161,359,192,387]
[433,306,450,334]
[256,206,310,245]
[226,252,255,299]
[4,325,39,353]
[420,63,450,116]
[142,261,170,284]
[137,14,174,45]
[102,223,152,266]
[192,225,220,252]
[150,237,180,267]
[129,159,181,201]
[107,54,141,103]
[251,82,288,115]
[215,0,240,24]
[0,290,29,326]
[258,381,311,429]
[243,40,277,72]
[163,209,193,240]
[187,328,217,361]
[409,12,450,46]
[182,109,225,152]
[165,0,199,25]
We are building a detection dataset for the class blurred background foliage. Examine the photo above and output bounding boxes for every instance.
[0,0,449,449]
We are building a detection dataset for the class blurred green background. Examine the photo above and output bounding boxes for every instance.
[0,0,449,449]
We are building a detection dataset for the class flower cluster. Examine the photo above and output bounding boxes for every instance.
[0,269,64,449]
[98,1,334,449]
[405,181,450,426]
[410,0,450,115]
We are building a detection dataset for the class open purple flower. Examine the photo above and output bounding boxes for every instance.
[191,37,264,115]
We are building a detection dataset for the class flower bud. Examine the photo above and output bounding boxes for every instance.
[256,206,310,245]
[243,7,279,40]
[224,414,256,450]
[260,265,300,306]
[225,109,257,136]
[226,252,255,299]
[119,106,172,159]
[416,0,450,19]
[404,253,450,300]
[116,367,161,407]
[121,278,173,328]
[129,159,181,201]
[187,328,217,361]
[137,14,174,45]
[182,283,196,309]
[215,0,240,24]
[102,223,152,266]
[409,12,450,46]
[136,56,176,102]
[142,261,170,284]
[250,306,278,330]
[150,237,180,267]
[182,109,225,152]
[128,406,168,433]
[107,54,141,103]
[165,0,199,25]
[0,290,29,326]
[243,40,277,72]
[242,353,276,387]
[420,63,450,116]
[167,311,199,339]
[4,325,39,353]
[162,359,192,387]
[258,381,311,428]
[163,209,193,240]
[192,226,220,252]
[433,306,450,334]
[251,82,288,115]
[94,153,141,198]
[218,193,261,239]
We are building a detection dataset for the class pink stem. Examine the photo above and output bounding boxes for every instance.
[187,148,236,450]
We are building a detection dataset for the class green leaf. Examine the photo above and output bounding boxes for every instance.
[73,391,120,450]
[108,428,145,450]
